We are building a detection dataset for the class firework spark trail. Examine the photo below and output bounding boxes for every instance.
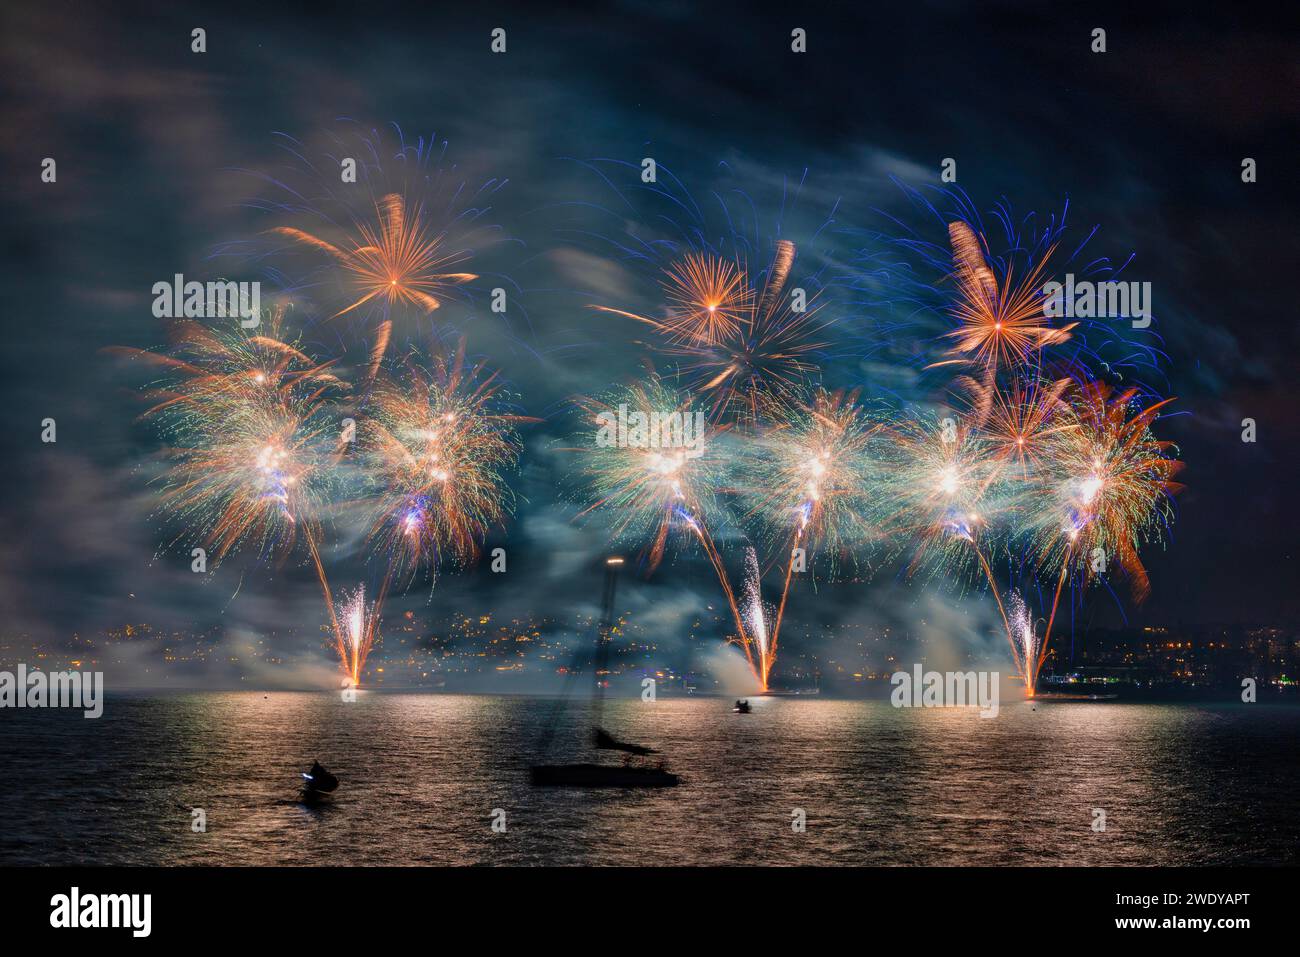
[683,507,760,684]
[971,545,1017,664]
[339,584,379,686]
[741,546,774,689]
[305,529,345,671]
[1037,554,1072,693]
[758,239,796,318]
[1008,591,1037,695]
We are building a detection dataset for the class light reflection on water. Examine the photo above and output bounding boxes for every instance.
[1,693,1296,865]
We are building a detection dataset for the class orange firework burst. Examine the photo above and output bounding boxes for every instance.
[930,222,1075,375]
[960,373,1079,480]
[659,253,754,345]
[272,192,477,320]
[1037,382,1183,600]
[593,241,827,419]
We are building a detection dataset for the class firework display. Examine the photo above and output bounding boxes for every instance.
[568,177,1181,695]
[122,139,1182,697]
[120,124,528,684]
[130,316,526,683]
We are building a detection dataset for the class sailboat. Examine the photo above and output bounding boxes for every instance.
[530,557,680,788]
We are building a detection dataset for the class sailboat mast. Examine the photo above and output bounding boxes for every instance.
[593,556,622,726]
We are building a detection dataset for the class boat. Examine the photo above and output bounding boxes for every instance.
[529,557,680,789]
[301,760,338,794]
[733,699,751,713]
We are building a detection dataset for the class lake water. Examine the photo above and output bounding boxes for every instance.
[1,693,1296,865]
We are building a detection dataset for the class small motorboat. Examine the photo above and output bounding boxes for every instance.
[733,699,751,714]
[301,760,338,794]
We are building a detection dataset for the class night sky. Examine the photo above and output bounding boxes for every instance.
[1,1,1296,680]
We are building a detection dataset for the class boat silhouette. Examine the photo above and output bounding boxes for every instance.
[530,557,680,788]
[301,760,338,794]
